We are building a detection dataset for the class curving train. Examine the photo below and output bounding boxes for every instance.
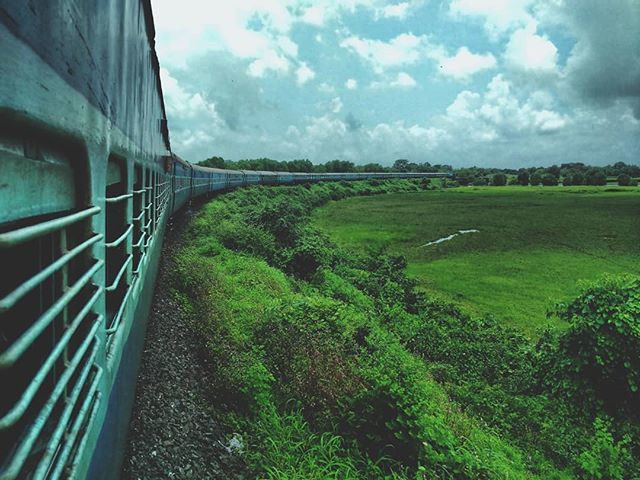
[0,2,448,479]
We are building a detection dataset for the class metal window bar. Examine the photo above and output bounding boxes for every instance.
[0,233,102,313]
[0,320,101,479]
[104,225,132,249]
[132,252,147,276]
[0,287,101,428]
[31,346,101,479]
[105,283,133,335]
[104,193,133,204]
[0,260,103,368]
[0,206,100,248]
[105,255,132,292]
[47,368,101,480]
[63,388,102,479]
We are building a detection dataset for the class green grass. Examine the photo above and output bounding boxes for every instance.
[313,186,640,336]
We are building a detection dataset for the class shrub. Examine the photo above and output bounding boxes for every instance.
[562,176,572,186]
[577,418,632,480]
[541,275,640,415]
[284,228,333,280]
[529,172,542,186]
[491,173,507,186]
[587,170,607,186]
[516,170,530,186]
[541,173,558,186]
[617,173,631,186]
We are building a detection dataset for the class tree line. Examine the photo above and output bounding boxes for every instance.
[198,156,639,187]
[198,156,452,174]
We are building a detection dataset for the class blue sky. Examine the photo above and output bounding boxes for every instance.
[152,0,639,168]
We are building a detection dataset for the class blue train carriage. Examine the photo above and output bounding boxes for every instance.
[275,171,295,184]
[240,169,262,185]
[258,171,278,185]
[171,154,192,212]
[204,165,229,192]
[0,1,174,479]
[291,172,310,184]
[190,163,215,198]
[226,169,245,188]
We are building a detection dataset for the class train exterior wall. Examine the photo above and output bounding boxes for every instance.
[1,1,170,479]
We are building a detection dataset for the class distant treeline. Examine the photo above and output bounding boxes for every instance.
[454,162,640,187]
[197,156,451,174]
[197,156,639,187]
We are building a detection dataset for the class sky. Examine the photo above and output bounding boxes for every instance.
[151,0,640,168]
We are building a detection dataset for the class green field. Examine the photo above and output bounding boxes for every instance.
[313,186,640,335]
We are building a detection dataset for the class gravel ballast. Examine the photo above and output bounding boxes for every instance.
[122,203,248,479]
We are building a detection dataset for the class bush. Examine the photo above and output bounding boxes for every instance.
[571,172,586,185]
[541,275,640,415]
[283,228,333,280]
[562,176,572,186]
[541,173,558,186]
[577,418,632,480]
[516,170,529,186]
[587,170,607,186]
[529,172,542,186]
[491,173,507,186]
[617,173,631,186]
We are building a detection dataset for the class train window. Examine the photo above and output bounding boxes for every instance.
[0,129,101,478]
[104,155,132,347]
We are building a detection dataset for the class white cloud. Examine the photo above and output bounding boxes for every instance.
[301,5,326,26]
[504,22,558,73]
[345,78,358,89]
[377,2,411,19]
[437,47,497,80]
[340,33,425,73]
[445,74,569,138]
[330,96,343,113]
[277,36,299,57]
[449,0,535,38]
[371,72,417,89]
[318,82,336,94]
[295,62,316,85]
[247,50,290,77]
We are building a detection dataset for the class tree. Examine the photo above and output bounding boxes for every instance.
[562,176,572,186]
[361,163,385,172]
[491,173,507,186]
[324,160,355,172]
[542,275,640,414]
[472,177,488,186]
[617,174,631,186]
[517,170,530,186]
[571,172,586,185]
[530,172,543,186]
[287,159,314,172]
[587,170,607,186]
[546,164,561,177]
[392,159,410,172]
[199,156,225,168]
[541,174,558,186]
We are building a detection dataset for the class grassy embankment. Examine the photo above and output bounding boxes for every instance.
[170,180,639,479]
[313,186,640,336]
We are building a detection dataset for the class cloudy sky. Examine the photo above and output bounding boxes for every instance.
[151,0,639,168]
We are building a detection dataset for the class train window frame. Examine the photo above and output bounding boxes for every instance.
[0,124,102,479]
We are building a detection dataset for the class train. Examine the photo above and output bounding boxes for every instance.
[0,2,449,479]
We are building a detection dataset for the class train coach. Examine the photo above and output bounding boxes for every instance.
[0,2,450,479]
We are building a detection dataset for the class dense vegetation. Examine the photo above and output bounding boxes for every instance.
[173,180,639,479]
[314,186,640,335]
